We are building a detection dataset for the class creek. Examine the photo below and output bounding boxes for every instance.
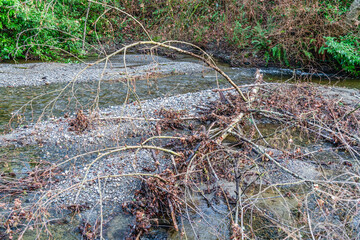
[0,54,359,239]
[1,55,359,134]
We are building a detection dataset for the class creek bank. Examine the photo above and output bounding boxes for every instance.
[135,42,355,79]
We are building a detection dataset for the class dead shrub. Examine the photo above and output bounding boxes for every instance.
[68,110,91,133]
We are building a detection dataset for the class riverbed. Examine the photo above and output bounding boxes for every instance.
[1,53,359,239]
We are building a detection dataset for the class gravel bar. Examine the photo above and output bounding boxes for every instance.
[0,54,209,87]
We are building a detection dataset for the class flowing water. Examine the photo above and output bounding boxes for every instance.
[1,55,359,133]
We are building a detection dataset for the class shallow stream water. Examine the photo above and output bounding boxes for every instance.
[1,55,359,133]
[1,55,359,239]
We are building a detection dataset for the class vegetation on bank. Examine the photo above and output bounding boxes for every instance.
[0,0,359,75]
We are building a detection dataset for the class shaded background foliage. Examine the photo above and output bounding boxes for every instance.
[0,0,359,75]
[0,0,114,60]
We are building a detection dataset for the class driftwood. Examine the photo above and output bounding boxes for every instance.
[215,69,263,144]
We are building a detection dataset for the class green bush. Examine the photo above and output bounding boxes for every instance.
[1,0,79,60]
[321,34,360,76]
[0,0,117,61]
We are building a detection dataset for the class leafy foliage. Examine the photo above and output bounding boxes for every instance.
[321,34,360,76]
[0,0,359,76]
[0,0,117,60]
[0,0,77,60]
[124,0,356,73]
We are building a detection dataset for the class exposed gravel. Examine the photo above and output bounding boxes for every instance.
[317,85,360,105]
[1,51,359,239]
[0,89,219,148]
[1,66,359,229]
[0,54,209,87]
[0,88,325,211]
[29,89,221,224]
[0,88,221,226]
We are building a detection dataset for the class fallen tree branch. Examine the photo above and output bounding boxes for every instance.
[230,130,305,180]
[215,69,263,144]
